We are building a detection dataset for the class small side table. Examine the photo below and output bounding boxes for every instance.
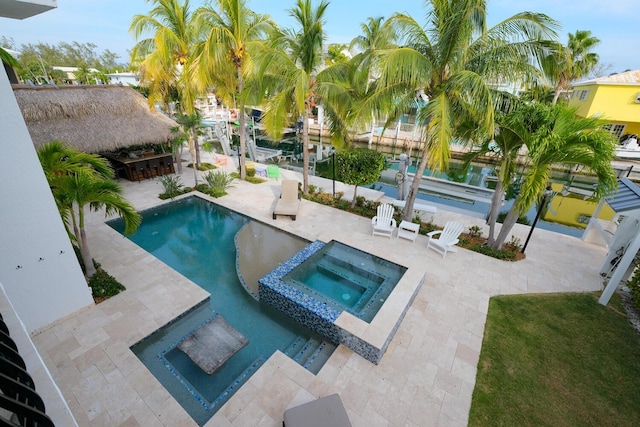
[397,220,420,243]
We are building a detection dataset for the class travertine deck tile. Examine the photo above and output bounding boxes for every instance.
[30,155,608,426]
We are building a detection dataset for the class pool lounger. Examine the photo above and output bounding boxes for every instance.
[273,180,301,221]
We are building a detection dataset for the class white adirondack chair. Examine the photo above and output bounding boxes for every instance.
[426,221,465,258]
[371,203,397,239]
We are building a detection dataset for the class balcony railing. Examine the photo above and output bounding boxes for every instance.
[0,313,55,427]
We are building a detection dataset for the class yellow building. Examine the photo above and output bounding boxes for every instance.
[568,70,640,140]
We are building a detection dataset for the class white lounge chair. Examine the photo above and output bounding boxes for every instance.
[426,220,465,258]
[371,203,397,239]
[273,180,301,220]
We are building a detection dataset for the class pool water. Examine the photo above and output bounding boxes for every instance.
[282,241,406,322]
[109,197,331,426]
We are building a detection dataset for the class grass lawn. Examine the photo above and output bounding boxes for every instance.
[469,292,640,426]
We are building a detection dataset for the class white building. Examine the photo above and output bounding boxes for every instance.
[0,1,93,425]
[106,70,140,86]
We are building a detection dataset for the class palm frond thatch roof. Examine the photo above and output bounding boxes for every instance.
[13,85,177,153]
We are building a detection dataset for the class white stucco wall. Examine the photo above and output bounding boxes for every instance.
[0,70,94,333]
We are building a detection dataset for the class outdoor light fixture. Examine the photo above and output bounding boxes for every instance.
[330,147,336,198]
[521,185,554,253]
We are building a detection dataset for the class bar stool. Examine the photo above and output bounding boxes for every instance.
[148,158,161,178]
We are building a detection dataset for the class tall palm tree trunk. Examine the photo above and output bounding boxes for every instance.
[193,128,201,168]
[492,194,523,249]
[402,141,429,222]
[369,114,375,148]
[486,180,504,246]
[301,103,312,194]
[551,88,562,105]
[175,145,183,174]
[77,206,96,278]
[237,68,247,180]
[188,135,198,185]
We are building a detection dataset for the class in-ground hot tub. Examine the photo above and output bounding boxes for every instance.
[259,240,423,364]
[280,240,406,322]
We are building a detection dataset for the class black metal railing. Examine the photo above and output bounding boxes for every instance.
[0,313,55,427]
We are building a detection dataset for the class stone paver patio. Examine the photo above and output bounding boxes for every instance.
[31,157,607,426]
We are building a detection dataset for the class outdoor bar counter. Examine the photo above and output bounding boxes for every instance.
[103,152,175,182]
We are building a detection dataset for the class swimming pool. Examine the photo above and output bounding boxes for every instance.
[109,196,335,426]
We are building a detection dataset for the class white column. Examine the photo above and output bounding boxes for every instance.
[599,230,640,305]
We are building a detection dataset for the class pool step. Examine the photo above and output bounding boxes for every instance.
[284,337,336,375]
[303,341,337,374]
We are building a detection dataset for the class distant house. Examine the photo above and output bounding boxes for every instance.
[106,70,140,86]
[568,70,640,140]
[52,65,100,84]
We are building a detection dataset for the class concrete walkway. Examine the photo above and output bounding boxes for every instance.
[31,157,607,426]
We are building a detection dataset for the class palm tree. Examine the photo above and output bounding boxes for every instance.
[130,0,205,172]
[258,0,330,194]
[544,30,600,105]
[325,43,349,66]
[61,175,141,278]
[375,0,559,222]
[0,47,18,68]
[73,64,94,84]
[460,108,528,247]
[174,110,202,184]
[194,0,274,180]
[491,102,617,249]
[349,16,398,147]
[38,142,141,278]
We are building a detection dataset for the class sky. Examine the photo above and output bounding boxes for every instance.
[1,0,638,74]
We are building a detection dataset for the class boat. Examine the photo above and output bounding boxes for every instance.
[615,134,640,159]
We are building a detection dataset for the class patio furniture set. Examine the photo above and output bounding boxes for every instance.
[372,203,464,257]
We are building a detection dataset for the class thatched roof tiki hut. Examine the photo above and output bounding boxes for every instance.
[13,85,177,153]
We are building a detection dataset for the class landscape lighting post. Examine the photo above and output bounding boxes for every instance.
[521,185,554,254]
[331,148,336,198]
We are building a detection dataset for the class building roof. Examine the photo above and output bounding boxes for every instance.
[605,177,640,213]
[13,84,177,153]
[575,70,640,86]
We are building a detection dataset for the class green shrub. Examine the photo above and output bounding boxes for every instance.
[246,167,256,177]
[469,244,516,260]
[89,268,126,300]
[245,175,265,184]
[194,183,209,193]
[229,171,264,184]
[497,211,530,225]
[627,267,640,312]
[158,175,186,199]
[197,162,216,171]
[503,235,522,252]
[202,170,235,197]
[187,162,216,171]
[419,222,438,235]
[468,225,483,238]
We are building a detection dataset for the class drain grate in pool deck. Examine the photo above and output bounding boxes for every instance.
[177,315,248,375]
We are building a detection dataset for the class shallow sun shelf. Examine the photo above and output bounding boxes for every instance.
[177,315,248,375]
